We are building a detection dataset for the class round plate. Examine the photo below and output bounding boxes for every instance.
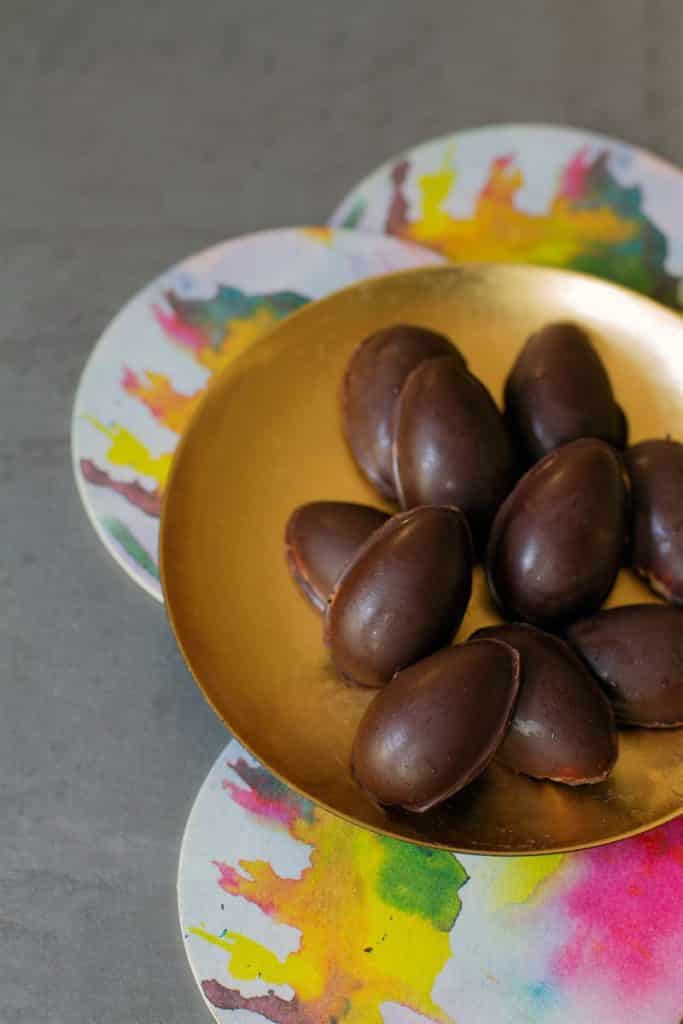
[179,739,683,1024]
[71,227,443,598]
[330,123,683,310]
[161,263,683,855]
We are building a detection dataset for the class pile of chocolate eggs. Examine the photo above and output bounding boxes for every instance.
[285,322,683,814]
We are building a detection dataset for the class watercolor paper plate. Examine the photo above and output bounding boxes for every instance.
[71,228,443,599]
[161,263,683,856]
[330,123,683,311]
[179,738,683,1024]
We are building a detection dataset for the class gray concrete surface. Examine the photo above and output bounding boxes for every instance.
[1,1,682,1021]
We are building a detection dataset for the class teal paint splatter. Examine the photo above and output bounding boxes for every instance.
[103,517,159,580]
[164,285,309,348]
[526,980,558,1009]
[375,835,468,931]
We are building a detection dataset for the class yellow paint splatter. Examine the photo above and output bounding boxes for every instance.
[491,854,565,910]
[192,764,468,1023]
[87,418,172,488]
[195,307,280,376]
[300,227,334,245]
[104,306,281,495]
[403,155,635,266]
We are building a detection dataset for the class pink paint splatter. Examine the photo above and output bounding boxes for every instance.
[121,366,140,392]
[557,148,592,200]
[152,305,206,352]
[223,780,300,829]
[479,154,516,199]
[213,861,242,890]
[553,818,683,1001]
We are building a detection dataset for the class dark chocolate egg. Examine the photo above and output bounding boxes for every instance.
[393,356,517,548]
[504,321,627,463]
[624,439,683,604]
[471,624,617,783]
[565,604,683,727]
[285,502,389,612]
[326,506,473,687]
[342,325,463,500]
[487,439,627,627]
[351,640,520,811]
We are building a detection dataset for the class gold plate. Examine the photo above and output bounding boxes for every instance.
[161,264,683,855]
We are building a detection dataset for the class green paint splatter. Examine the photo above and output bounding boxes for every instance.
[103,517,159,580]
[339,198,367,230]
[375,836,468,931]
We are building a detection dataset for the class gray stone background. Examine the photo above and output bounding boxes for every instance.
[1,1,682,1021]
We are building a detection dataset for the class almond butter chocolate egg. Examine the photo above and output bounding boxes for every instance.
[624,439,683,604]
[504,321,627,464]
[471,623,617,784]
[351,640,520,812]
[325,506,473,688]
[285,501,389,612]
[565,604,683,728]
[342,325,464,501]
[486,439,628,628]
[392,355,517,548]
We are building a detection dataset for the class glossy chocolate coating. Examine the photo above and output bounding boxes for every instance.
[325,506,473,687]
[624,439,683,604]
[393,356,517,549]
[471,624,617,783]
[504,321,627,464]
[342,325,463,500]
[285,502,389,612]
[565,604,683,727]
[351,640,520,811]
[487,439,627,627]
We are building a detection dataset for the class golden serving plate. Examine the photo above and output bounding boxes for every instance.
[161,264,683,855]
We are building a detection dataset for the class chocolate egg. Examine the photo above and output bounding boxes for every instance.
[342,325,464,500]
[487,439,628,627]
[351,640,520,811]
[624,439,683,604]
[504,321,627,463]
[393,356,517,548]
[285,502,389,612]
[565,604,683,727]
[471,624,617,784]
[326,506,473,687]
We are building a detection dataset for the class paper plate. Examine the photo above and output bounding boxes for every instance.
[330,123,683,310]
[179,739,683,1024]
[71,228,443,598]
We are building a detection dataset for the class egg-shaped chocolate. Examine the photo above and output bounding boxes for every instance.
[285,501,389,612]
[342,325,464,501]
[471,624,617,783]
[504,321,627,464]
[565,604,683,727]
[624,439,683,604]
[487,439,628,627]
[325,506,473,687]
[393,356,517,549]
[351,640,520,811]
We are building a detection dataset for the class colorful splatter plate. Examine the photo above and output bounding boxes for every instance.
[179,739,683,1024]
[330,123,683,311]
[71,228,443,598]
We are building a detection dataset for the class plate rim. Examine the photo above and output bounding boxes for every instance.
[329,120,683,228]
